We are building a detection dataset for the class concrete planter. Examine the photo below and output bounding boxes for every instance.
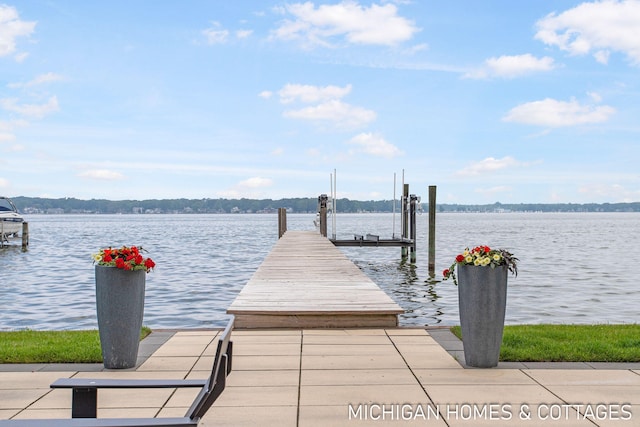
[457,264,508,368]
[95,265,146,369]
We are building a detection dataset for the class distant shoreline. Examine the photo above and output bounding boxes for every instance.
[9,196,640,215]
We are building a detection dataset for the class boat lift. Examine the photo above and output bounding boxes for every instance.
[317,191,420,263]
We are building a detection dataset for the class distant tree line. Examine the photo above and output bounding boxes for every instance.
[10,197,640,214]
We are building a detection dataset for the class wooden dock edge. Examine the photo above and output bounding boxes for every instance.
[232,313,399,329]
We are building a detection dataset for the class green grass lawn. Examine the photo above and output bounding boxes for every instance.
[0,328,151,364]
[3,325,639,363]
[451,324,640,362]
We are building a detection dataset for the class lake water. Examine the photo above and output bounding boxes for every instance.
[1,212,638,330]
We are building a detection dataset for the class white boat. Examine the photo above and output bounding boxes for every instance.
[0,196,24,238]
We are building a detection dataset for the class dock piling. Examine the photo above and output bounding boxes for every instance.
[278,208,287,239]
[428,186,436,277]
[401,184,409,260]
[318,194,328,237]
[409,194,418,263]
[21,222,29,250]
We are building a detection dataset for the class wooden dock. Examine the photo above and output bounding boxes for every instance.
[227,230,404,328]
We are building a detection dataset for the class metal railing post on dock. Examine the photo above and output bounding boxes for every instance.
[401,184,409,261]
[278,208,287,239]
[22,222,29,250]
[318,194,328,237]
[410,194,418,264]
[428,186,436,277]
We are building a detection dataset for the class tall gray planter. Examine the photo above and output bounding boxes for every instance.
[95,265,146,369]
[457,264,508,368]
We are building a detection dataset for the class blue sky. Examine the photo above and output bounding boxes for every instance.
[1,1,639,203]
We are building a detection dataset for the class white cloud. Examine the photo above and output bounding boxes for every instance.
[8,72,64,89]
[6,143,24,152]
[465,54,556,79]
[203,24,254,44]
[202,22,229,44]
[0,96,60,119]
[503,97,615,127]
[0,177,9,188]
[587,92,603,102]
[14,52,28,62]
[0,119,27,131]
[578,183,640,202]
[475,186,512,195]
[284,99,376,129]
[0,5,36,58]
[456,156,520,176]
[239,176,273,188]
[594,49,611,64]
[278,83,352,104]
[306,147,321,157]
[258,90,273,99]
[0,118,28,142]
[273,83,376,130]
[0,133,15,142]
[78,169,125,181]
[402,43,428,55]
[217,177,274,199]
[236,29,253,39]
[347,132,403,158]
[535,0,640,65]
[272,1,419,47]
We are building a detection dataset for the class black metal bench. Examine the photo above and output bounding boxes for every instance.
[0,317,234,427]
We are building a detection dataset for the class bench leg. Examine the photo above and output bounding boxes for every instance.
[71,388,97,418]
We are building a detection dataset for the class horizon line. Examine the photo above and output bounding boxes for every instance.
[8,195,640,205]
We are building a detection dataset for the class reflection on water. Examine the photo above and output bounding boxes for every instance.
[332,211,640,327]
[1,212,639,330]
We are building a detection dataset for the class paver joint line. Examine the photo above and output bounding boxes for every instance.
[296,331,304,427]
[519,368,570,409]
[383,329,437,409]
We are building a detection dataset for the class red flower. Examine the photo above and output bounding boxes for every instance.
[455,254,465,262]
[442,269,450,277]
[94,245,156,272]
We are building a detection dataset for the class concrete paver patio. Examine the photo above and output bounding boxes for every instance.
[1,327,639,426]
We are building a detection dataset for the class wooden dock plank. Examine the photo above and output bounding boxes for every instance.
[227,230,404,328]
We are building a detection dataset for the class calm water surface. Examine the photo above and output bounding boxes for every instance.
[1,212,638,330]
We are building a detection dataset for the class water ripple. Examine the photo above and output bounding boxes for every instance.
[1,212,639,330]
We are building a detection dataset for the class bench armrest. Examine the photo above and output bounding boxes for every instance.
[50,378,207,418]
[51,378,206,389]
